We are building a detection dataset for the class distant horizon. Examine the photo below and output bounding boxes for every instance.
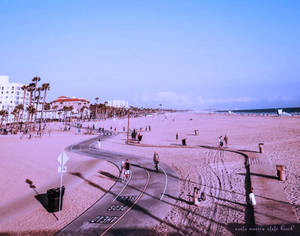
[1,1,299,110]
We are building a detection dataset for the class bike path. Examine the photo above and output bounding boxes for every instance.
[55,133,180,236]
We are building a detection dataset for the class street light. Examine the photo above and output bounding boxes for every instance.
[126,108,130,144]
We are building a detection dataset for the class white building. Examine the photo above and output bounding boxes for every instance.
[0,76,30,123]
[107,100,129,108]
[51,96,90,119]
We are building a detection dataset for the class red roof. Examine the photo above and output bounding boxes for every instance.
[52,96,90,103]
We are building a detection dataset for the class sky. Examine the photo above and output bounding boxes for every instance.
[0,0,299,110]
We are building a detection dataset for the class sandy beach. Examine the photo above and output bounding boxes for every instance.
[1,112,300,235]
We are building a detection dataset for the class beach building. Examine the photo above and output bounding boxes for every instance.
[51,96,90,119]
[0,76,30,123]
[107,99,129,108]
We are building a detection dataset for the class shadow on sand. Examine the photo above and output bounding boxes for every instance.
[25,178,58,220]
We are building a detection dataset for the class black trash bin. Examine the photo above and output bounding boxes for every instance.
[47,186,65,212]
[182,139,186,146]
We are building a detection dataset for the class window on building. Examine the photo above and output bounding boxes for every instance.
[11,91,14,94]
[6,91,8,94]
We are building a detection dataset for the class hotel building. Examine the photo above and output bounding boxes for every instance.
[107,100,129,108]
[0,76,30,123]
[51,96,90,119]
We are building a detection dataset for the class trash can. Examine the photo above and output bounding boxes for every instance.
[182,139,186,146]
[47,186,65,212]
[258,143,264,153]
[276,165,286,181]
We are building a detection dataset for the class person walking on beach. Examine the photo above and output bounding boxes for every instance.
[121,160,126,182]
[249,187,256,206]
[218,136,224,148]
[124,159,131,181]
[176,133,178,140]
[153,152,160,173]
[97,138,101,149]
[224,135,228,146]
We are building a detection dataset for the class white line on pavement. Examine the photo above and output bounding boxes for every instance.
[159,165,168,200]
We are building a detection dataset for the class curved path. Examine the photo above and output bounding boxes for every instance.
[55,132,180,236]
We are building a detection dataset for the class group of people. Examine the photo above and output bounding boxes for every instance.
[218,135,228,148]
[131,128,143,142]
[120,151,160,183]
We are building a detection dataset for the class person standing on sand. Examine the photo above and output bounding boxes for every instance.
[249,187,256,206]
[224,135,228,146]
[193,187,201,206]
[153,152,160,173]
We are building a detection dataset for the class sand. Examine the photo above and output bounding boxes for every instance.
[0,125,119,236]
[1,112,300,235]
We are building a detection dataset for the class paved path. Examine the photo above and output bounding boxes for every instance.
[54,132,180,236]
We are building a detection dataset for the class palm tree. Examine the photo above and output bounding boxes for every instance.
[21,85,27,122]
[95,97,99,120]
[11,110,18,125]
[80,106,88,121]
[0,110,8,128]
[39,83,50,132]
[31,77,40,128]
[26,105,37,128]
[62,105,73,125]
[15,104,24,123]
[14,104,24,131]
[26,83,35,129]
[44,103,51,111]
[34,87,42,129]
[32,77,40,108]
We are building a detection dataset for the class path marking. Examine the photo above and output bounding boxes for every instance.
[159,166,168,200]
[100,170,150,236]
[112,170,133,202]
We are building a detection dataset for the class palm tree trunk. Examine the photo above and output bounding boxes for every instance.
[39,89,47,132]
[34,90,41,129]
[21,90,26,122]
[26,91,33,130]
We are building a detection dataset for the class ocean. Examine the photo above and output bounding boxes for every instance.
[218,107,300,116]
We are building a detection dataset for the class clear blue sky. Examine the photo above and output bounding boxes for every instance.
[1,0,299,110]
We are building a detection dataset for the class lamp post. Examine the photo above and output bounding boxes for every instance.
[126,109,130,144]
